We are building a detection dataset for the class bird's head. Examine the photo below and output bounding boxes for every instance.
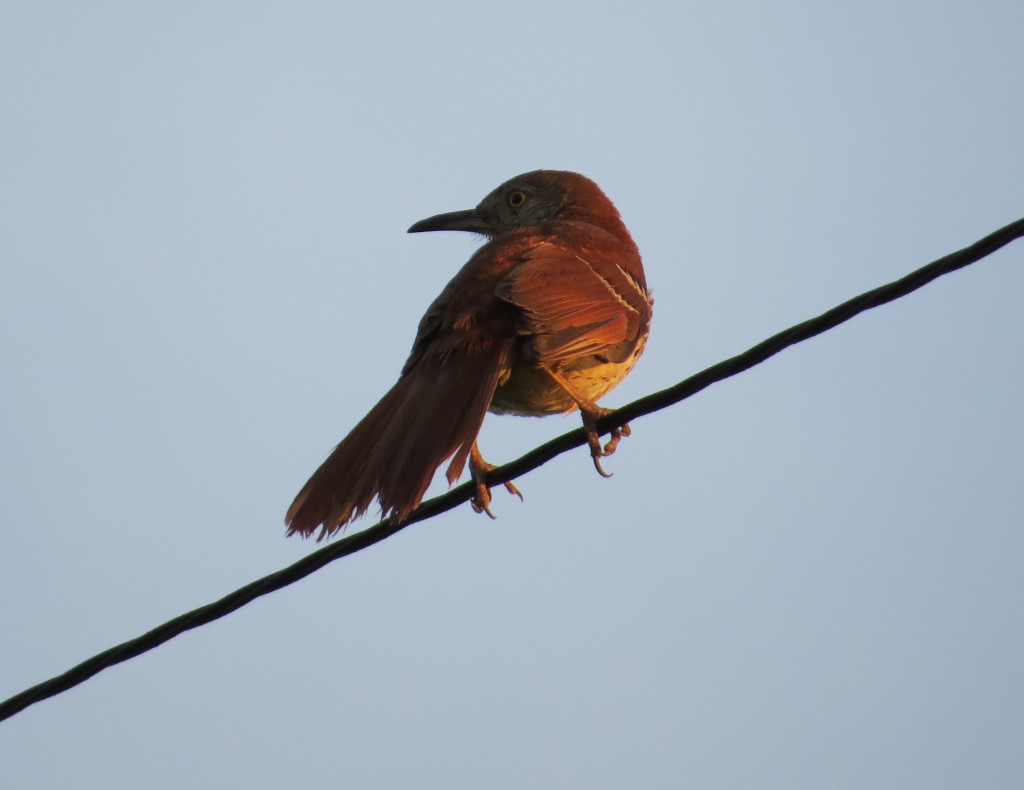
[408,170,630,241]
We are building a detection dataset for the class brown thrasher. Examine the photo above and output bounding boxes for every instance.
[286,170,652,539]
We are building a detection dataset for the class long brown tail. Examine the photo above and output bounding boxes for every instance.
[286,341,511,540]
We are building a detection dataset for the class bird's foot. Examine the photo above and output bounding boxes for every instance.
[541,368,633,478]
[580,406,631,478]
[469,443,523,518]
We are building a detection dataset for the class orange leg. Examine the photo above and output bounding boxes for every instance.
[544,368,630,478]
[468,441,523,518]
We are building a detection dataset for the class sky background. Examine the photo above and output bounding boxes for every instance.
[2,2,1023,788]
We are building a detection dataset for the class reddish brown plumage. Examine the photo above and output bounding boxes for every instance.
[286,170,652,539]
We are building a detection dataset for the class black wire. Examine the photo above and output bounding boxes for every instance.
[2,216,1021,724]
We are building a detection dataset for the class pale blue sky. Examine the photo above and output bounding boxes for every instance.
[2,2,1023,788]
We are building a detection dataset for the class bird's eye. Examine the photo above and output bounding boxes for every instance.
[508,190,527,208]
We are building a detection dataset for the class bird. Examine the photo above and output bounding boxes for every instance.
[285,169,652,540]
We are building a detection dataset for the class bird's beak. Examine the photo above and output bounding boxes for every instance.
[407,209,491,234]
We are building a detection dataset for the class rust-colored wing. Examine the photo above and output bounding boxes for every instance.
[494,238,650,364]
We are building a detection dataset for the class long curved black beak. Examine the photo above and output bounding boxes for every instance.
[407,209,491,234]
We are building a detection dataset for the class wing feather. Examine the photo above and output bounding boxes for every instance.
[495,243,649,362]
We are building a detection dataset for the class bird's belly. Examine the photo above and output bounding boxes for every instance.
[488,355,639,417]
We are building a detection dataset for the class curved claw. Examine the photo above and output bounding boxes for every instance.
[581,415,632,478]
[504,481,524,502]
[468,441,523,519]
[471,493,498,520]
[591,454,614,478]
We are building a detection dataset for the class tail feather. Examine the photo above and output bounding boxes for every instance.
[286,341,511,540]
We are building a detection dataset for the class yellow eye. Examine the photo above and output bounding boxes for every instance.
[508,190,527,208]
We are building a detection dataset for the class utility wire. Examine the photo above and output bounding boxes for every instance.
[2,216,1022,724]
